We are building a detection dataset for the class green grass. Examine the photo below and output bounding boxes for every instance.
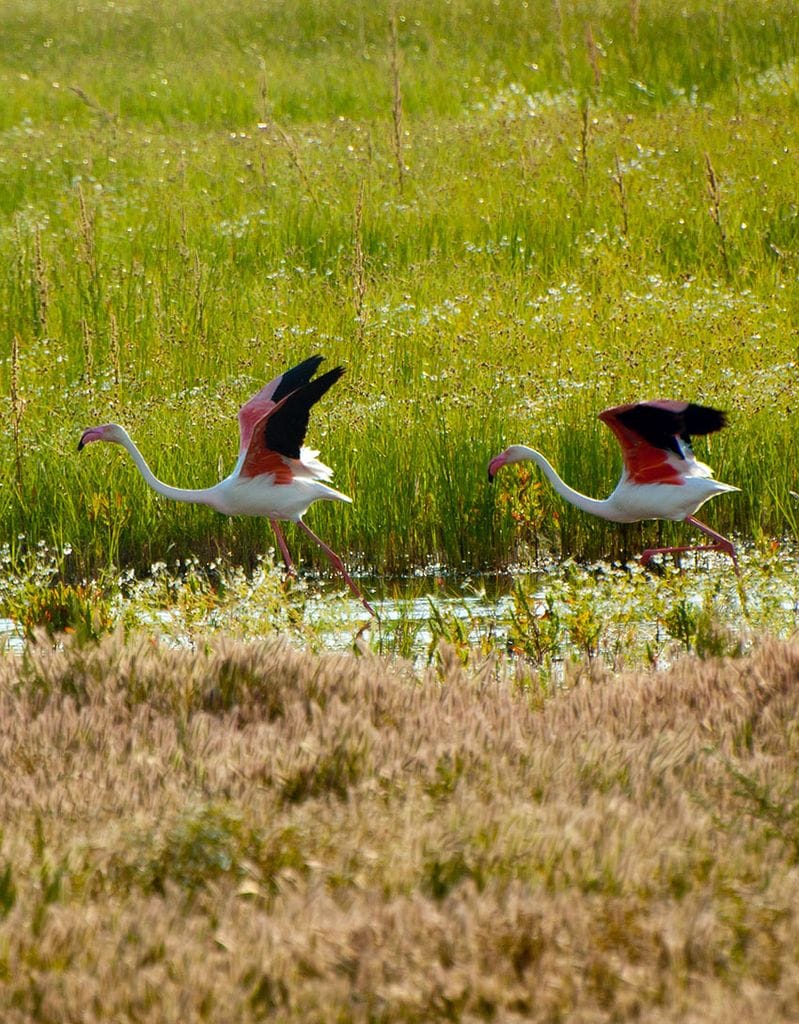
[5,538,798,678]
[2,0,799,578]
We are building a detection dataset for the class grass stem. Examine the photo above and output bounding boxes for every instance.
[389,5,406,193]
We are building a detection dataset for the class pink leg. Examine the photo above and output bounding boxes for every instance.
[297,520,377,618]
[270,520,295,575]
[640,515,738,573]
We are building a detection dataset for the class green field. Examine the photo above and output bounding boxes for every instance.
[4,5,799,1019]
[1,0,799,585]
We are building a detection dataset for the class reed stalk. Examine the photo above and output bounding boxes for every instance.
[77,183,97,282]
[81,317,94,400]
[552,0,571,82]
[585,23,601,94]
[109,308,121,398]
[32,227,49,339]
[578,98,590,191]
[612,154,628,237]
[10,334,25,499]
[353,182,367,345]
[630,0,640,46]
[389,5,406,193]
[704,151,731,280]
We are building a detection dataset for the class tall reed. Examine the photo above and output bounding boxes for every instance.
[9,335,24,499]
[389,4,406,193]
[704,151,731,280]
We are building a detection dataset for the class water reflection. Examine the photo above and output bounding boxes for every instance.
[2,547,799,671]
[307,548,799,669]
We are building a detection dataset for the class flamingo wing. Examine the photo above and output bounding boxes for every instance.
[237,354,325,455]
[599,401,727,485]
[240,365,345,481]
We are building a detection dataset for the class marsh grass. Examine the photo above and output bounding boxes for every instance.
[0,0,798,578]
[2,631,799,1019]
[3,538,797,678]
[5,9,799,1018]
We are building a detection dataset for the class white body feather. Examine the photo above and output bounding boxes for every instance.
[212,448,351,520]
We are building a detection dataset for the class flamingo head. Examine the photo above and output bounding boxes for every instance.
[488,447,518,482]
[488,452,505,482]
[78,423,127,451]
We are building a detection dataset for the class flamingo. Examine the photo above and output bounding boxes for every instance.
[78,354,376,616]
[488,400,739,569]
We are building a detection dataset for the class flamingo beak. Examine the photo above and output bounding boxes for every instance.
[78,427,101,451]
[487,453,505,482]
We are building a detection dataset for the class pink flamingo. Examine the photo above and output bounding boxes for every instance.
[79,355,376,615]
[488,400,739,569]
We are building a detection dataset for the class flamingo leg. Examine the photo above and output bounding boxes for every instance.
[297,520,377,618]
[270,520,296,575]
[640,515,738,573]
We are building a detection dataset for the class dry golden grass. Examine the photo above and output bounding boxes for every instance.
[2,633,799,1021]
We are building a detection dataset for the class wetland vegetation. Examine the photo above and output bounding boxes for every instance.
[1,0,798,659]
[1,0,798,584]
[2,1,799,1018]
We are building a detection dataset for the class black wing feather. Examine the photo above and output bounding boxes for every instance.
[682,403,727,438]
[616,402,727,458]
[271,354,325,404]
[264,366,345,459]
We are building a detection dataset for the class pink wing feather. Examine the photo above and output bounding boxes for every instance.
[236,355,325,455]
[599,400,726,486]
[237,374,285,455]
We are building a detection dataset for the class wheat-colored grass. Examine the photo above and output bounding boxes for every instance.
[1,633,799,1020]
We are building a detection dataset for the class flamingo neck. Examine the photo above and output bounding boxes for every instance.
[114,430,220,508]
[502,446,615,520]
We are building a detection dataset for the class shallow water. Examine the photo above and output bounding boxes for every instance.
[320,549,799,669]
[2,545,798,671]
[0,617,24,654]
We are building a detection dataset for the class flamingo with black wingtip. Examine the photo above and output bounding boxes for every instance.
[488,400,739,570]
[78,354,376,616]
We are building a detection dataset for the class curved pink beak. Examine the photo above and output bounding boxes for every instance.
[78,426,105,451]
[487,452,507,482]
